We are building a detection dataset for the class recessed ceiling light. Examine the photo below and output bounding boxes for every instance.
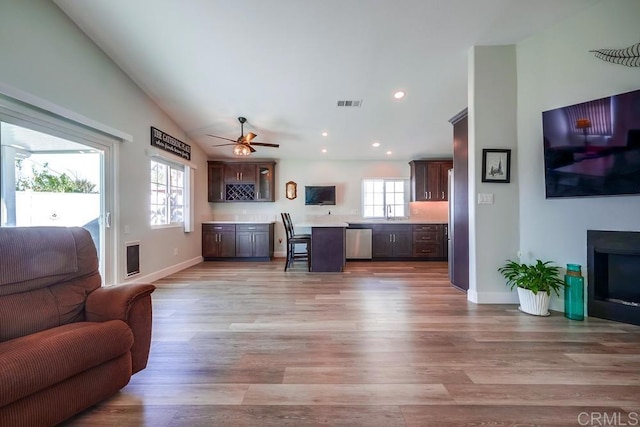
[393,91,406,99]
[322,131,328,137]
[386,151,393,155]
[322,148,327,153]
[372,142,380,147]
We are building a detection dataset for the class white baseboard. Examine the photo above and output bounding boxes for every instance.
[468,290,519,304]
[469,291,574,315]
[274,250,286,258]
[124,256,203,284]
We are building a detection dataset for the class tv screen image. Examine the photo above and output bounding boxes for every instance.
[542,88,640,198]
[304,185,336,205]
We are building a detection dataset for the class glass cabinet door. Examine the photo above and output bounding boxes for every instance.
[256,163,275,201]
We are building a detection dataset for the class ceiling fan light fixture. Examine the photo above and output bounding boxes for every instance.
[233,144,252,156]
[208,116,279,153]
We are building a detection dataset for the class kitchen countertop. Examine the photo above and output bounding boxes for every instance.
[296,222,349,228]
[346,220,447,224]
[203,220,275,224]
[203,220,446,225]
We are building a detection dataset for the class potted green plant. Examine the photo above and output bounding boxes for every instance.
[498,259,565,316]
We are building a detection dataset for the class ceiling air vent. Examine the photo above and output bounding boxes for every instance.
[337,100,362,107]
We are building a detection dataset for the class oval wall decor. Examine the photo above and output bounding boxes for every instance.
[285,181,297,200]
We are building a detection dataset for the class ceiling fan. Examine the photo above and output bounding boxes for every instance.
[207,116,279,156]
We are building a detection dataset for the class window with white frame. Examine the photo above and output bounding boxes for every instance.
[150,159,185,226]
[362,178,409,219]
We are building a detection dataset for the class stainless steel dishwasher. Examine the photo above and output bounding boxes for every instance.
[345,227,372,260]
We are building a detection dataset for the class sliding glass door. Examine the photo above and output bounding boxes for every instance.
[0,120,114,283]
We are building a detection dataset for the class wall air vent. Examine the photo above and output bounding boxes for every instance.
[337,100,362,107]
[125,241,140,278]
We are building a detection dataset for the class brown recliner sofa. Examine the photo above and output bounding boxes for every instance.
[0,226,155,426]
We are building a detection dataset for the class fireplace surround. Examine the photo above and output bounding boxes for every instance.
[587,230,640,326]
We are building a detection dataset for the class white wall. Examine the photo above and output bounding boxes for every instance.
[0,0,210,282]
[205,159,449,256]
[468,45,520,303]
[516,0,640,311]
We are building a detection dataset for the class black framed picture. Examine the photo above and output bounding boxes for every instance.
[482,149,511,183]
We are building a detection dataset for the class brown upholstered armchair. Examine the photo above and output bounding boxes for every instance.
[0,226,155,426]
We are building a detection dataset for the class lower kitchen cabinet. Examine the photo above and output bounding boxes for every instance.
[372,224,413,258]
[203,223,274,260]
[235,224,273,259]
[413,224,446,259]
[202,224,236,258]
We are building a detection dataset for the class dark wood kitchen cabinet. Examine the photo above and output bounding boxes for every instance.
[224,162,256,183]
[255,163,275,201]
[203,222,274,260]
[412,224,446,259]
[207,162,225,202]
[235,223,274,259]
[202,223,236,258]
[207,161,276,202]
[409,160,453,201]
[372,224,412,258]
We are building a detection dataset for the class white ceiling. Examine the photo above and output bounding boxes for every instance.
[53,0,598,161]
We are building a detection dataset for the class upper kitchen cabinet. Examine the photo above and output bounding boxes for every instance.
[224,162,256,183]
[207,161,276,202]
[255,163,275,201]
[207,162,225,202]
[409,160,453,201]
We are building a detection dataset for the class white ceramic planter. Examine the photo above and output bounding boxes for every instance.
[517,287,551,316]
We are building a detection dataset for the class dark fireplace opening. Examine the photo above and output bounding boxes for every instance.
[588,230,640,326]
[593,252,640,305]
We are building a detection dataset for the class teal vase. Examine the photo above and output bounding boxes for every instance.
[564,264,584,321]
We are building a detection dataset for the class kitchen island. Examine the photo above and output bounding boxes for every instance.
[296,221,348,272]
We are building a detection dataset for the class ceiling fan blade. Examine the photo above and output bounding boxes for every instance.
[207,134,236,143]
[245,132,258,143]
[250,142,280,148]
[211,143,236,147]
[249,145,256,153]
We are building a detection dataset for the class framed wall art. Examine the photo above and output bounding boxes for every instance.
[482,149,511,183]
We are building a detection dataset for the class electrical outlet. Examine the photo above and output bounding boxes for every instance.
[173,248,178,256]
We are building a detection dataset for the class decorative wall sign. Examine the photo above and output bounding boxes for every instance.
[482,149,511,183]
[151,126,191,160]
[590,42,640,67]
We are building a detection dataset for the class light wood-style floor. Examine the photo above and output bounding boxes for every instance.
[64,260,640,426]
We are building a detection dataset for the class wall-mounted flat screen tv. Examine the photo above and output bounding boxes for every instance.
[542,88,640,198]
[305,185,336,205]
